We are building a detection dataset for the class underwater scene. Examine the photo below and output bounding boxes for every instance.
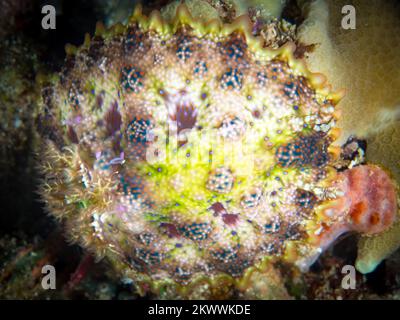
[0,0,400,300]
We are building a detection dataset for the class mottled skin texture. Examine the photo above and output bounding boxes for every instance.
[37,6,397,298]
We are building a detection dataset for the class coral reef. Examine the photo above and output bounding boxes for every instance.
[35,3,398,299]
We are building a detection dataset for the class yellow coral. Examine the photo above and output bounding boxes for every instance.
[298,0,400,144]
[161,0,220,21]
[366,117,400,183]
[356,212,400,274]
[297,0,400,166]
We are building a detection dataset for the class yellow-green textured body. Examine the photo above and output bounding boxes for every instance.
[37,5,347,298]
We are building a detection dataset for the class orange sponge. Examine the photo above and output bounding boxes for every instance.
[345,165,397,235]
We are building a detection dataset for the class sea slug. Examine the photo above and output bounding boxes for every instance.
[37,5,398,298]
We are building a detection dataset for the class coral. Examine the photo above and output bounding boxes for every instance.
[232,0,288,20]
[36,4,397,298]
[356,218,400,274]
[297,0,400,180]
[161,0,220,21]
[93,0,139,27]
[297,0,400,274]
[366,120,400,185]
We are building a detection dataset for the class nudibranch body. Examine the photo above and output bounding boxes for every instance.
[37,5,397,298]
